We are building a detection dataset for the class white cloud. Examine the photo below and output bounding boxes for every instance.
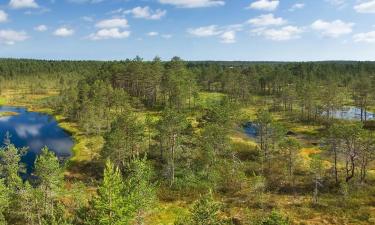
[311,19,354,38]
[247,14,286,27]
[0,29,29,45]
[82,16,94,22]
[34,24,47,32]
[252,26,303,41]
[89,28,130,40]
[147,31,159,36]
[126,6,166,20]
[354,1,375,13]
[15,124,42,138]
[158,0,225,8]
[353,31,375,43]
[68,0,104,3]
[9,0,39,9]
[96,18,129,28]
[162,34,173,39]
[289,3,305,11]
[249,0,279,11]
[220,31,236,43]
[326,0,346,6]
[53,27,74,37]
[188,24,238,43]
[0,11,8,23]
[188,25,221,37]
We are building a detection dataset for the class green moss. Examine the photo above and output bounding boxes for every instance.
[0,97,6,105]
[0,111,18,117]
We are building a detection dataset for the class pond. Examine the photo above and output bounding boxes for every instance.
[243,107,375,139]
[326,107,375,120]
[243,122,258,138]
[0,106,73,173]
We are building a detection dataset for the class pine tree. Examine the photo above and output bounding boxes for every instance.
[0,179,10,225]
[34,147,64,222]
[123,157,155,224]
[102,112,145,169]
[189,191,224,225]
[93,160,131,225]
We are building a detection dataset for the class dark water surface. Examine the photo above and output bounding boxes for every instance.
[243,122,258,138]
[0,106,73,172]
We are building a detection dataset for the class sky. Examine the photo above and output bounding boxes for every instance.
[0,0,375,61]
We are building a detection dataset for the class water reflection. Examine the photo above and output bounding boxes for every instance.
[327,107,375,120]
[0,106,73,173]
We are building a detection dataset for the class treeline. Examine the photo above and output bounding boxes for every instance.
[0,59,105,78]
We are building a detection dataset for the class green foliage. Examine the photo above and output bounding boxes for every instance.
[123,157,156,224]
[92,160,131,225]
[102,112,145,169]
[157,107,189,186]
[34,147,65,224]
[0,179,10,224]
[92,159,155,225]
[0,141,25,190]
[175,191,228,225]
[260,210,290,225]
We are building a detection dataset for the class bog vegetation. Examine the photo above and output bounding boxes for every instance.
[0,58,374,224]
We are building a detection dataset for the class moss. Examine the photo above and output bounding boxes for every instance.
[0,111,19,117]
[145,201,189,225]
[0,97,6,105]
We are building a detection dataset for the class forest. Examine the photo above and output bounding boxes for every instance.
[0,58,374,225]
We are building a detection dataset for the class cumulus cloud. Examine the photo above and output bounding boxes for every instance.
[147,31,159,36]
[89,28,130,40]
[187,24,239,43]
[158,0,225,8]
[126,6,166,20]
[353,31,375,43]
[0,29,29,45]
[53,27,74,37]
[247,14,286,27]
[249,0,279,11]
[162,34,173,39]
[81,16,94,22]
[252,26,303,41]
[34,24,47,32]
[289,3,305,11]
[67,0,104,3]
[0,11,8,23]
[354,0,375,13]
[326,0,346,6]
[9,0,39,9]
[311,19,354,38]
[95,18,129,28]
[188,25,221,37]
[220,31,236,43]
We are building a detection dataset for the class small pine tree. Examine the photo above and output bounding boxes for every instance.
[93,160,131,225]
[190,191,223,225]
[123,157,155,224]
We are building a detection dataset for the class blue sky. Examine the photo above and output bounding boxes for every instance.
[1,0,375,61]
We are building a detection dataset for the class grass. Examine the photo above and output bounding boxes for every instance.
[0,111,19,117]
[145,201,189,225]
[0,97,6,105]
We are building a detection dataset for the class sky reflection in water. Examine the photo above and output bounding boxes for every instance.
[0,106,73,173]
